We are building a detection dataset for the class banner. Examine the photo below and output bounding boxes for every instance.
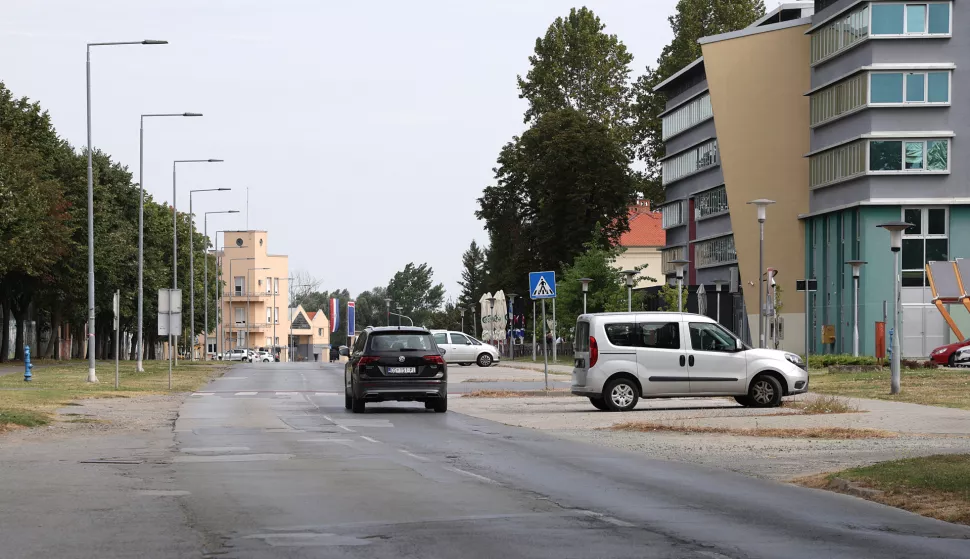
[347,301,356,337]
[330,298,340,333]
[478,291,507,342]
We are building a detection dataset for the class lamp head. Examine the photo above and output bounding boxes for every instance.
[877,221,912,251]
[747,199,776,222]
[670,259,690,280]
[579,277,593,293]
[621,270,637,287]
[846,260,867,278]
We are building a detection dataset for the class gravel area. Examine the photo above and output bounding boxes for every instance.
[452,394,970,481]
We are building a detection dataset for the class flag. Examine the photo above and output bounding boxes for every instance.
[347,301,356,337]
[330,298,340,333]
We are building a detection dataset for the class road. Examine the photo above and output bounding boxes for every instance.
[168,362,970,558]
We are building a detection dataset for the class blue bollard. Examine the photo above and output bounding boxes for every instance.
[24,345,32,382]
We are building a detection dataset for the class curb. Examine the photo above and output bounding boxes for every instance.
[828,477,885,499]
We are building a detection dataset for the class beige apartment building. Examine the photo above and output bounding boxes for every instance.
[613,200,665,287]
[211,230,290,355]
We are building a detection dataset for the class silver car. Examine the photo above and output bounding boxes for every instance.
[430,330,501,367]
[571,312,808,411]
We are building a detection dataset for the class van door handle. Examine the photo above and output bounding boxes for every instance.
[689,355,695,367]
[679,355,686,367]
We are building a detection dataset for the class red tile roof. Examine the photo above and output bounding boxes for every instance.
[307,311,317,320]
[619,200,665,248]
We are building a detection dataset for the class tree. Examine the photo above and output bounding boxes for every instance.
[632,0,766,201]
[385,263,445,327]
[518,7,634,134]
[355,286,389,329]
[658,283,689,312]
[288,270,321,308]
[457,240,487,308]
[477,109,637,292]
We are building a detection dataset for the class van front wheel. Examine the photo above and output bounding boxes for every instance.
[603,378,639,412]
[589,397,609,411]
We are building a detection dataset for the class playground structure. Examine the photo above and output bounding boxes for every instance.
[926,259,970,340]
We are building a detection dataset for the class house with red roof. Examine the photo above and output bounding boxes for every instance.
[614,200,665,287]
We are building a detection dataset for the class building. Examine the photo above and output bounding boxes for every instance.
[288,305,331,362]
[614,200,665,287]
[214,230,290,355]
[653,0,967,357]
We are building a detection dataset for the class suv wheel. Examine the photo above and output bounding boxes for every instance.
[603,378,639,411]
[589,397,609,411]
[432,397,447,413]
[477,353,493,367]
[345,391,352,410]
[748,375,783,407]
[352,396,365,413]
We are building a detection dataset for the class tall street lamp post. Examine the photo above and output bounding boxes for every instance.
[396,304,404,327]
[846,260,867,357]
[203,213,238,360]
[507,293,518,360]
[712,279,728,326]
[459,307,466,334]
[137,111,200,371]
[86,39,168,382]
[384,298,392,326]
[621,271,637,312]
[470,305,477,340]
[189,190,230,359]
[747,199,776,348]
[670,260,690,313]
[878,221,912,394]
[579,278,593,314]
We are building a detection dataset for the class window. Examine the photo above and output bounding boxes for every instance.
[433,333,448,345]
[809,140,867,187]
[235,307,245,325]
[639,322,680,350]
[662,246,686,275]
[810,73,867,125]
[810,5,869,63]
[869,139,949,172]
[450,333,470,344]
[604,323,637,347]
[234,277,244,295]
[662,200,686,229]
[689,322,739,352]
[901,207,948,287]
[318,328,323,336]
[695,186,729,219]
[869,71,950,105]
[266,277,272,294]
[662,139,718,185]
[575,322,590,351]
[274,278,279,294]
[662,93,713,140]
[275,307,280,324]
[872,2,951,36]
[695,235,737,268]
[266,308,272,323]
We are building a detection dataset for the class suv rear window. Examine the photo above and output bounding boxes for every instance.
[575,321,590,351]
[368,333,436,352]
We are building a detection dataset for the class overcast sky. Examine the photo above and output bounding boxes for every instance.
[1,0,717,298]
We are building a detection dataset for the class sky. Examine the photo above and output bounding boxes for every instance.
[1,0,701,298]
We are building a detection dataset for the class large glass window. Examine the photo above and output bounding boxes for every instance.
[872,4,905,34]
[662,139,718,185]
[902,207,948,287]
[928,3,951,33]
[662,93,713,140]
[639,322,681,350]
[927,72,949,102]
[870,73,904,103]
[869,139,949,172]
[810,73,867,125]
[661,200,686,229]
[694,235,737,268]
[870,141,903,170]
[906,4,927,33]
[870,71,950,104]
[811,5,869,64]
[872,2,951,36]
[695,186,729,219]
[905,73,925,102]
[809,140,866,187]
[662,246,686,275]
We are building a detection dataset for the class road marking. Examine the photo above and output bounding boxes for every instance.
[579,510,635,527]
[191,392,214,396]
[235,391,258,396]
[276,392,298,396]
[299,439,352,443]
[398,449,429,461]
[136,489,191,496]
[359,436,380,444]
[180,446,250,453]
[445,466,498,484]
[322,415,333,422]
[174,453,294,463]
[314,392,339,396]
[337,425,355,432]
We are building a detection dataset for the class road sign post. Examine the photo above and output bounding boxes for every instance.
[113,290,120,389]
[530,271,557,390]
[158,289,182,390]
[796,279,817,371]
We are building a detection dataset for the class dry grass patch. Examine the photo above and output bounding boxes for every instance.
[464,389,572,398]
[609,421,896,439]
[812,368,970,411]
[796,454,970,525]
[783,394,861,415]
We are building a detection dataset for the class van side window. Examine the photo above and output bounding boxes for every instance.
[689,322,736,352]
[604,323,636,347]
[639,322,681,350]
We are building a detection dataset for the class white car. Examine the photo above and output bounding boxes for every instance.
[953,346,970,367]
[431,330,501,367]
[256,350,276,363]
[224,348,251,362]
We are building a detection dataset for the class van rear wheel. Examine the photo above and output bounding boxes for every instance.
[589,397,609,411]
[603,378,639,412]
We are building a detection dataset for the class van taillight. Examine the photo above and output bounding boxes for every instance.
[589,336,598,368]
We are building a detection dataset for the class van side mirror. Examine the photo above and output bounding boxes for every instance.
[735,339,743,351]
[338,347,349,356]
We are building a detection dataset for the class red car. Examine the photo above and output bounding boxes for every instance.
[930,339,970,366]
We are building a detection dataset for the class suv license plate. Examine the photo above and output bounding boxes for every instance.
[386,366,417,374]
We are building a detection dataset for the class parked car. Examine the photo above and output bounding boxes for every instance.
[929,338,970,366]
[224,348,251,362]
[341,326,447,413]
[256,350,276,362]
[430,330,500,367]
[952,346,970,367]
[571,312,808,412]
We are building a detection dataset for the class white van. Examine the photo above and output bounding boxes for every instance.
[571,312,808,411]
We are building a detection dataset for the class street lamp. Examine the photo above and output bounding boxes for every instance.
[228,257,254,349]
[396,304,404,327]
[188,189,231,359]
[507,293,518,360]
[670,260,690,313]
[86,39,168,382]
[845,260,867,357]
[712,279,729,326]
[877,221,912,394]
[579,278,593,314]
[459,307,466,334]
[203,212,238,360]
[470,305,477,339]
[137,112,201,372]
[487,297,496,343]
[747,199,776,348]
[384,298,392,326]
[621,271,637,312]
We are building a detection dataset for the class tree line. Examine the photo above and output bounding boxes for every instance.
[0,82,218,361]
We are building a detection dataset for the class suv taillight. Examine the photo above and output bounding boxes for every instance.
[423,355,444,365]
[359,356,380,366]
[589,336,598,368]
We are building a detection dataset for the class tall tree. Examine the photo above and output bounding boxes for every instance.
[385,263,445,327]
[632,0,766,200]
[518,6,634,134]
[457,240,488,308]
[355,286,389,329]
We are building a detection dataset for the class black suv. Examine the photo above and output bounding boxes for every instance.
[342,326,447,413]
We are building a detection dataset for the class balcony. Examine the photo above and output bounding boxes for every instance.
[223,291,279,300]
[228,322,281,331]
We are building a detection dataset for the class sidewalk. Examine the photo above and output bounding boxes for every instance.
[497,360,573,375]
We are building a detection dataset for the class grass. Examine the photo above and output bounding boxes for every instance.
[798,454,970,525]
[464,389,572,398]
[0,359,226,430]
[782,394,860,415]
[811,367,970,411]
[608,421,896,439]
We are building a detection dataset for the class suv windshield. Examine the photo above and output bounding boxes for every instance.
[368,333,436,352]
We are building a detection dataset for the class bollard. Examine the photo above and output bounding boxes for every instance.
[24,345,33,382]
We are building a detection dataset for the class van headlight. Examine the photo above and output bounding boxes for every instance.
[785,353,804,366]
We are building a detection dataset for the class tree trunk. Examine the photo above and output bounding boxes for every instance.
[45,310,60,359]
[0,303,9,363]
[13,306,26,361]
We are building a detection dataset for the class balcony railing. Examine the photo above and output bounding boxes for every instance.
[223,291,280,298]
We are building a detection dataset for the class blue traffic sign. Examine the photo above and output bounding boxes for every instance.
[529,271,557,300]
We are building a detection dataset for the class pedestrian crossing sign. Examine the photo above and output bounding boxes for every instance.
[529,271,557,300]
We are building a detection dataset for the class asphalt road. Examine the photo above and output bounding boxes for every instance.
[166,362,970,558]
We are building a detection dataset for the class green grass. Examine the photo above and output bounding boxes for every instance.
[811,367,970,410]
[807,454,970,525]
[0,359,226,429]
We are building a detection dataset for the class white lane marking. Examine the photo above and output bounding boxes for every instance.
[360,436,380,444]
[337,425,355,432]
[579,510,635,528]
[136,489,191,496]
[322,415,333,422]
[191,392,214,396]
[298,439,352,443]
[399,449,429,461]
[276,392,298,396]
[445,466,498,484]
[235,391,258,396]
[180,447,250,453]
[314,392,338,396]
[174,453,293,463]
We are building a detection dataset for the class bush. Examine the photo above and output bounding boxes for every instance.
[902,359,938,370]
[808,354,880,368]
